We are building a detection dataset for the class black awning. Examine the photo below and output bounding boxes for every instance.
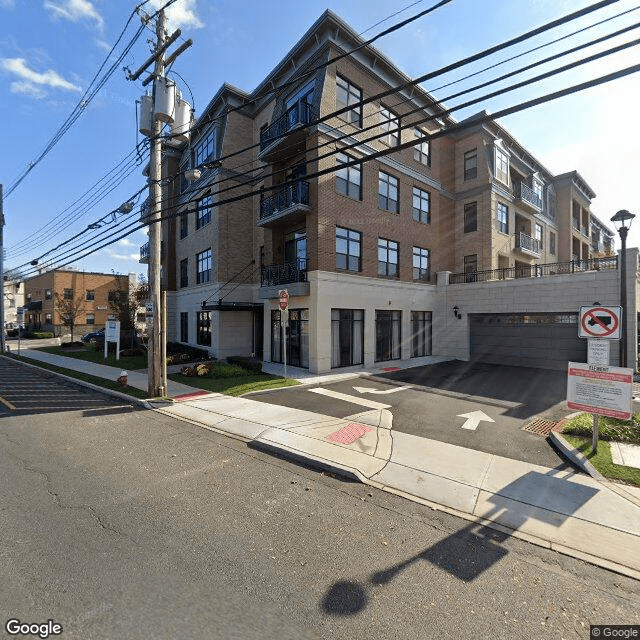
[26,300,42,311]
[201,302,263,312]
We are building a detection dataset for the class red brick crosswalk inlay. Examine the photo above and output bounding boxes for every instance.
[173,390,210,401]
[328,422,372,444]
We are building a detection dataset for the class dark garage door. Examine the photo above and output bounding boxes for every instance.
[470,313,619,370]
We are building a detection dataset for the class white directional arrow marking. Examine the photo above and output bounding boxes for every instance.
[309,388,390,409]
[353,386,412,395]
[457,410,495,431]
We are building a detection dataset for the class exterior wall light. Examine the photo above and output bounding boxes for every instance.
[453,305,462,319]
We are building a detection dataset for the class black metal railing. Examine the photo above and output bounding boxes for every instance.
[515,181,542,209]
[449,255,617,284]
[139,241,149,262]
[260,181,310,220]
[140,197,150,223]
[516,231,541,255]
[261,260,308,287]
[260,101,317,151]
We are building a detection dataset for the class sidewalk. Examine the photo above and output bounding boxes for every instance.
[16,348,203,397]
[7,349,640,579]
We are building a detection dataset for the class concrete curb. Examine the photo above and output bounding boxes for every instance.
[1,355,153,409]
[549,431,604,480]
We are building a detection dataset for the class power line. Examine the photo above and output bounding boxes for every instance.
[20,59,640,277]
[3,0,180,199]
[160,8,640,211]
[5,143,150,258]
[14,1,633,271]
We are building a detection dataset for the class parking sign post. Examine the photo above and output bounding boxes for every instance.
[279,290,288,379]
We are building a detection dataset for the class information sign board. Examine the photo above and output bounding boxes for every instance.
[567,362,632,420]
[587,339,610,366]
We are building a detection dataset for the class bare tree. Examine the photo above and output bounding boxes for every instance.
[54,292,85,343]
[108,274,149,348]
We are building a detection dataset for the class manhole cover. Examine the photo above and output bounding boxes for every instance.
[522,418,566,436]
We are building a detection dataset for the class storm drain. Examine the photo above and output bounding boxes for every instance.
[522,418,566,436]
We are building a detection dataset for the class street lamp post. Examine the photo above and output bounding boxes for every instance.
[610,209,635,368]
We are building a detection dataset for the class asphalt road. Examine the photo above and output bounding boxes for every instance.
[250,362,577,468]
[1,358,639,639]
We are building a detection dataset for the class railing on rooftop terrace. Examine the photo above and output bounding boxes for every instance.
[449,256,617,284]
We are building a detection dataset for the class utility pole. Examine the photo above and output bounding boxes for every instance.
[128,7,191,397]
[148,9,166,398]
[0,184,5,355]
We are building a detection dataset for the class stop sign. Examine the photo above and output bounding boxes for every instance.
[279,289,289,311]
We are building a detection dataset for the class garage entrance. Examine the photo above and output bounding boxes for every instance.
[469,313,619,370]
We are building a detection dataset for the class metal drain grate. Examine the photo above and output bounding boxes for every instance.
[522,418,566,436]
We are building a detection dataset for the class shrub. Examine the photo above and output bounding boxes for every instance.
[166,352,192,365]
[60,341,85,348]
[166,342,209,361]
[227,356,263,374]
[120,347,146,357]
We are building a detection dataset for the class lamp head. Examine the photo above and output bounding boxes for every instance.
[610,209,635,232]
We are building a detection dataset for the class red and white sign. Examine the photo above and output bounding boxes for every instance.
[567,361,633,420]
[578,306,621,339]
[279,289,289,311]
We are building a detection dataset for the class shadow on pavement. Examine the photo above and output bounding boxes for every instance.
[321,468,599,615]
[377,360,569,420]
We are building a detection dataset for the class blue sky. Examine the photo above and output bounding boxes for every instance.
[1,0,639,279]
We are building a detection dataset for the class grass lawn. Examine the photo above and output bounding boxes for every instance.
[169,372,299,396]
[40,345,149,371]
[6,354,149,400]
[562,434,640,487]
[563,412,640,445]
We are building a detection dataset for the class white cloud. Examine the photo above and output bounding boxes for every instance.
[10,80,47,98]
[0,57,81,98]
[43,0,104,30]
[147,0,203,30]
[105,248,140,262]
[0,0,16,9]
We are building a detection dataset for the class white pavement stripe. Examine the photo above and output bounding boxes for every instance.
[309,387,391,410]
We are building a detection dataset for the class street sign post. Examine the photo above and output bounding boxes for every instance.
[279,290,288,379]
[16,307,24,356]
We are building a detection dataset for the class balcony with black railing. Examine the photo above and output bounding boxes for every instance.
[515,231,541,257]
[259,101,318,159]
[139,241,149,264]
[514,181,542,211]
[260,259,307,287]
[140,197,151,224]
[258,181,310,227]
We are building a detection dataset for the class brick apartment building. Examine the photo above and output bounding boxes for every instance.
[22,270,133,336]
[148,10,619,373]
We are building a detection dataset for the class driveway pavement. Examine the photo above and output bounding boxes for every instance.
[247,361,594,468]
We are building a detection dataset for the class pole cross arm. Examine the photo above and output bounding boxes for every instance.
[128,28,182,81]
